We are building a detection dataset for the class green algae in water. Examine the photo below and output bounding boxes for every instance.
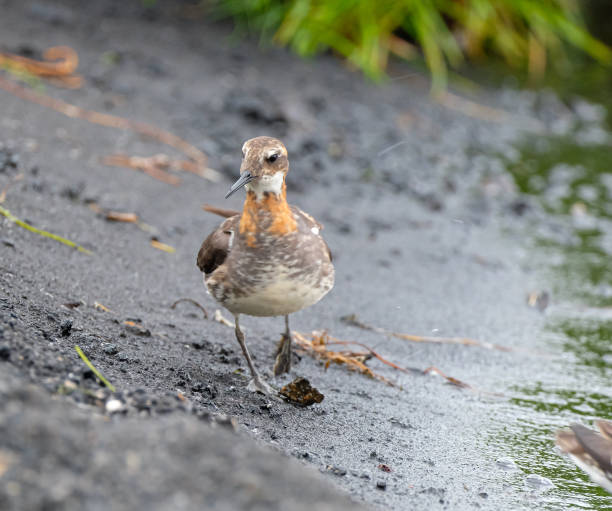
[494,72,612,507]
[492,415,612,510]
[504,132,612,307]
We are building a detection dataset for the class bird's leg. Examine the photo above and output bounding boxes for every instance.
[233,315,276,396]
[273,315,292,376]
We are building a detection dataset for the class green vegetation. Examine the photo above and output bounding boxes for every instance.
[216,0,612,91]
[0,205,92,254]
[75,345,116,392]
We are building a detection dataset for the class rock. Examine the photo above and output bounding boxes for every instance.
[0,344,10,360]
[496,457,518,471]
[103,343,119,356]
[105,399,125,414]
[326,465,347,476]
[59,319,72,337]
[525,474,554,490]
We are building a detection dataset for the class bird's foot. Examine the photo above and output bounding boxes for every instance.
[273,333,292,377]
[247,377,278,397]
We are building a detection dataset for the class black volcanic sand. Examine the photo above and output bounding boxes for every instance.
[0,1,599,509]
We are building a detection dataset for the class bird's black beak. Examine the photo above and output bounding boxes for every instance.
[225,171,254,199]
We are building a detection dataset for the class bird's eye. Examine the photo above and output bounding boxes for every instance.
[267,153,279,163]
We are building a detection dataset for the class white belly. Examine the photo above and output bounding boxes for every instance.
[207,267,333,317]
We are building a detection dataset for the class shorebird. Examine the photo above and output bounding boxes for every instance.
[197,136,334,395]
[556,420,612,493]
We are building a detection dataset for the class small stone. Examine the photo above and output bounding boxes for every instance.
[525,474,554,490]
[62,379,77,391]
[59,319,72,337]
[105,399,125,413]
[103,343,119,356]
[326,465,347,476]
[212,414,238,431]
[0,344,10,360]
[376,480,387,490]
[496,457,518,471]
[123,320,151,337]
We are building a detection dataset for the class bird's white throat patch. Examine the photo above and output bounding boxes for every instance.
[245,171,285,199]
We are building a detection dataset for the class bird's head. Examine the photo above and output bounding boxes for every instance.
[225,136,289,199]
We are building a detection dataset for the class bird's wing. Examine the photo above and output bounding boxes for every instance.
[291,206,333,262]
[571,423,612,474]
[202,204,241,218]
[196,215,240,275]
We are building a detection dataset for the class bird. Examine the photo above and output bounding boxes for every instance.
[197,136,334,396]
[556,420,612,493]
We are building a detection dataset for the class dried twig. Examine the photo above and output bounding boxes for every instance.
[423,366,471,389]
[0,46,82,88]
[294,330,476,390]
[171,298,209,319]
[0,204,91,254]
[104,211,139,223]
[102,154,182,185]
[206,311,478,391]
[293,330,396,386]
[0,46,220,181]
[341,314,513,352]
[150,239,175,253]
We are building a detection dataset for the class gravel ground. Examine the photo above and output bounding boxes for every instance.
[0,1,599,509]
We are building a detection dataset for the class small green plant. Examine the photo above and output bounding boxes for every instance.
[216,0,612,91]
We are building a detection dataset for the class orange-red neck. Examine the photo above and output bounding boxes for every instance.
[239,182,297,246]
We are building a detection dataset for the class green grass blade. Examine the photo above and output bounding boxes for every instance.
[75,345,116,392]
[0,205,92,254]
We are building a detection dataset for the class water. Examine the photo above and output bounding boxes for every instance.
[487,70,612,509]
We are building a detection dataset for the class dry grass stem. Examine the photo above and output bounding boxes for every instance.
[0,46,219,181]
[170,298,209,319]
[150,240,175,253]
[341,314,513,352]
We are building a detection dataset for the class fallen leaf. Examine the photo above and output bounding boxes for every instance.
[280,377,324,406]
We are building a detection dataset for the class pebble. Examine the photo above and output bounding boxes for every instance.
[525,474,554,490]
[103,343,119,356]
[0,344,10,360]
[105,399,125,414]
[496,457,518,471]
[376,480,387,490]
[326,465,347,476]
